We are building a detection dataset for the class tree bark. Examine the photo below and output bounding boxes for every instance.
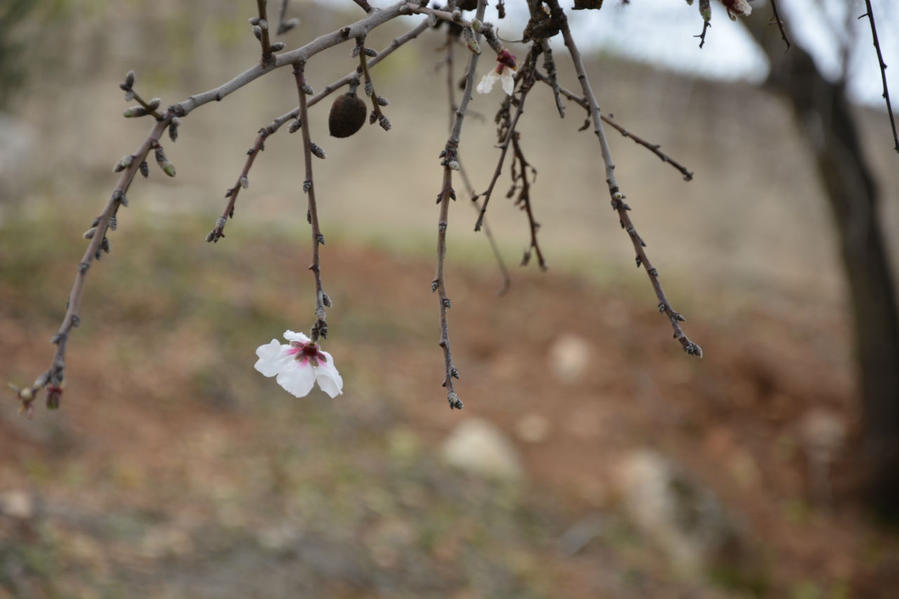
[746,8,899,518]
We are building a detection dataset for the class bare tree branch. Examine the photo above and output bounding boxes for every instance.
[547,0,702,357]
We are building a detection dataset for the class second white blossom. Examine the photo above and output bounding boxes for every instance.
[476,49,517,96]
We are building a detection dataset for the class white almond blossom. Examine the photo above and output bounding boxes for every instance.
[254,330,343,398]
[476,49,517,96]
[476,67,516,95]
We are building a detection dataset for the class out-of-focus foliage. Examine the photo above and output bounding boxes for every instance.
[0,0,69,108]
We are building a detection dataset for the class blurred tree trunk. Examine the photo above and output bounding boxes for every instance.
[746,8,899,517]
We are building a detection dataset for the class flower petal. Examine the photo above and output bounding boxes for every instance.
[275,360,316,398]
[476,71,498,94]
[314,352,344,398]
[254,340,291,377]
[283,330,311,344]
[500,69,515,96]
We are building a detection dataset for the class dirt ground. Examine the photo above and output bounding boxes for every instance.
[1,217,897,598]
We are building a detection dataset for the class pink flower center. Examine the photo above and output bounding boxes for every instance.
[288,341,327,367]
[496,49,516,71]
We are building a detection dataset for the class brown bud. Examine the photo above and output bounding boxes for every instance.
[328,92,367,138]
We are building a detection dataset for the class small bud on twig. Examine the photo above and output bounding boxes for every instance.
[155,147,176,177]
[169,118,180,142]
[114,154,134,172]
[123,106,147,118]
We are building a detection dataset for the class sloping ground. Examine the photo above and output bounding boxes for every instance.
[2,218,896,598]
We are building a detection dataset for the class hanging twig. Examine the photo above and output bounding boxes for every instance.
[769,0,791,50]
[548,0,702,357]
[510,132,546,270]
[292,62,329,342]
[253,0,277,66]
[445,26,511,295]
[432,0,488,410]
[534,71,694,181]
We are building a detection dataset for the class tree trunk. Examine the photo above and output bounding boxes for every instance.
[746,8,899,518]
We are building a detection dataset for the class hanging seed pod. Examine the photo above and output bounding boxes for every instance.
[328,92,367,138]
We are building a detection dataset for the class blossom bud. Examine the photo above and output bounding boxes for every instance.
[155,147,176,177]
[139,160,149,178]
[120,70,135,91]
[114,154,134,172]
[310,143,326,159]
[123,106,147,118]
[271,41,285,52]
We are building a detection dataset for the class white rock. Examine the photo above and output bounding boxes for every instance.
[0,489,34,519]
[442,418,523,481]
[548,334,591,383]
[615,449,744,573]
[799,408,846,457]
[515,412,551,444]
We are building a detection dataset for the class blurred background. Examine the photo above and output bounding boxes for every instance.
[2,0,899,597]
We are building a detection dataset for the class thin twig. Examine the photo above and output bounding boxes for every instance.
[548,0,702,357]
[293,62,329,342]
[695,0,711,49]
[540,40,565,118]
[534,71,694,181]
[13,118,172,412]
[275,0,297,35]
[432,0,488,410]
[860,0,899,153]
[510,132,546,270]
[206,128,270,243]
[254,0,275,66]
[446,26,511,295]
[769,0,791,50]
[355,36,391,130]
[474,96,527,232]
